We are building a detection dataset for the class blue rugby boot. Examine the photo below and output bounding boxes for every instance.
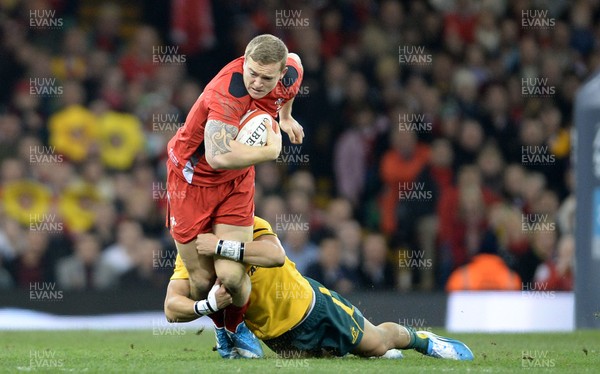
[417,331,474,360]
[227,321,263,358]
[214,326,239,359]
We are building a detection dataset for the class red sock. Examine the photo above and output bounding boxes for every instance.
[224,301,249,333]
[209,309,225,328]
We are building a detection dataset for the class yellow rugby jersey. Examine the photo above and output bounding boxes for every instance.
[170,216,313,340]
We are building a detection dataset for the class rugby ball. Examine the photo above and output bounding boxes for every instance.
[236,109,276,147]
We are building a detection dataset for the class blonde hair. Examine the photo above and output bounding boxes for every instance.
[244,34,288,71]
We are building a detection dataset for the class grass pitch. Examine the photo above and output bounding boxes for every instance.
[1,329,598,373]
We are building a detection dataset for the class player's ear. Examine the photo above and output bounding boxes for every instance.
[279,66,288,80]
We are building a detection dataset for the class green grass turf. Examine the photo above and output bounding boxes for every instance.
[0,329,598,373]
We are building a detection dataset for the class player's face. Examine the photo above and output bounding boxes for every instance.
[243,57,287,99]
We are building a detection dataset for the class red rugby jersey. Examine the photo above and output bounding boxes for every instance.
[167,56,303,186]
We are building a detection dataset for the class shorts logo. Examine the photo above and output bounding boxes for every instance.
[351,326,359,344]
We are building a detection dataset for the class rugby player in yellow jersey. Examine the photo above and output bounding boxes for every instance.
[164,217,474,360]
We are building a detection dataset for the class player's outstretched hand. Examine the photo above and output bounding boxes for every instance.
[265,120,282,159]
[213,279,233,309]
[279,117,304,144]
[196,233,219,256]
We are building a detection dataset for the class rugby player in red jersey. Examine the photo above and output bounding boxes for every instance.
[165,34,304,358]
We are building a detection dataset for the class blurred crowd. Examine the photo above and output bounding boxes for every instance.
[0,0,594,293]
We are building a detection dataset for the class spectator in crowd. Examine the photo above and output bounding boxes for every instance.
[282,229,319,275]
[100,220,143,280]
[437,165,500,282]
[452,119,485,170]
[118,25,159,83]
[501,163,527,210]
[476,142,505,196]
[487,203,529,260]
[357,233,395,291]
[56,232,116,290]
[51,27,88,81]
[91,202,118,249]
[255,162,283,197]
[408,138,454,290]
[446,232,522,292]
[334,106,376,206]
[90,3,124,54]
[534,234,574,291]
[336,219,362,271]
[520,172,547,214]
[286,190,315,229]
[379,129,431,237]
[305,236,357,295]
[257,195,287,239]
[10,231,51,288]
[517,229,558,285]
[311,197,354,243]
[119,238,167,289]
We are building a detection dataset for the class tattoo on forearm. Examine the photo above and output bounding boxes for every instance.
[205,120,239,157]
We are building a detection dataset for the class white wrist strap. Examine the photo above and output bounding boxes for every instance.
[193,283,220,316]
[215,240,245,262]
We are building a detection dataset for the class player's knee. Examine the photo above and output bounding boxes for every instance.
[217,268,245,292]
[188,274,212,294]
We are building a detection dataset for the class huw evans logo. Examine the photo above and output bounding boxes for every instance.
[153,249,177,269]
[30,282,63,301]
[521,282,555,299]
[275,350,309,368]
[29,214,64,233]
[29,349,64,369]
[398,250,432,268]
[521,145,555,165]
[277,146,309,165]
[30,145,63,164]
[276,79,310,98]
[152,113,184,132]
[152,46,187,65]
[152,182,186,201]
[29,9,63,28]
[398,46,432,66]
[521,10,555,29]
[521,77,555,97]
[521,214,556,232]
[152,319,186,336]
[29,78,63,97]
[399,113,432,132]
[521,350,556,368]
[275,214,309,231]
[398,182,432,201]
[275,282,311,300]
[275,10,310,28]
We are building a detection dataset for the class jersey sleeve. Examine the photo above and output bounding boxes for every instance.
[205,73,249,127]
[280,56,304,100]
[170,254,190,280]
[253,216,277,240]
